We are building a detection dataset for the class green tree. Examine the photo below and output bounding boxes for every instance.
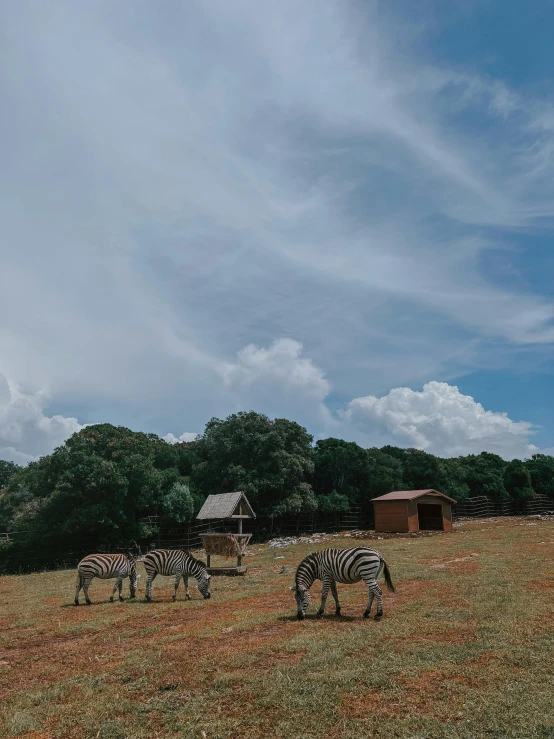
[439,458,470,502]
[461,452,508,501]
[365,448,403,500]
[0,460,20,490]
[161,481,195,523]
[399,449,443,490]
[192,411,316,517]
[504,460,535,502]
[312,438,371,507]
[317,490,351,514]
[1,424,187,550]
[524,454,554,500]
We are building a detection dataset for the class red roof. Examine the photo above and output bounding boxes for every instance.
[371,489,456,503]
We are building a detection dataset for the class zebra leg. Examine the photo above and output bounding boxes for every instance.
[74,573,83,605]
[372,583,384,620]
[363,582,383,620]
[145,572,157,602]
[172,572,181,601]
[83,578,93,605]
[330,580,341,616]
[317,579,331,618]
[118,577,124,601]
[110,577,123,603]
[184,574,191,600]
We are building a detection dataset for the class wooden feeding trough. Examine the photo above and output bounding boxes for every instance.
[196,492,256,576]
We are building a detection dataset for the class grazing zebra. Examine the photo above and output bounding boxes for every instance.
[141,549,211,602]
[75,553,137,605]
[291,547,395,621]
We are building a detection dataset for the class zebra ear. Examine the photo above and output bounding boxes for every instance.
[289,585,297,591]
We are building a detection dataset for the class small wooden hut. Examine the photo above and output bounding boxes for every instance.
[196,492,256,576]
[372,489,455,533]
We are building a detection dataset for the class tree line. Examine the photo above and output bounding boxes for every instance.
[1,411,553,562]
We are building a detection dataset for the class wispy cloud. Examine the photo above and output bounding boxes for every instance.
[1,0,554,454]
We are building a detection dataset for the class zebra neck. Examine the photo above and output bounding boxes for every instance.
[296,555,320,589]
[184,555,207,581]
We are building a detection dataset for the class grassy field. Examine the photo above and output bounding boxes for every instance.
[0,517,553,739]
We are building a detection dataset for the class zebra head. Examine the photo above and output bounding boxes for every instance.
[197,572,211,599]
[190,557,211,599]
[290,584,310,620]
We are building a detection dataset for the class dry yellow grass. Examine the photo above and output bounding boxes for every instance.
[0,517,553,739]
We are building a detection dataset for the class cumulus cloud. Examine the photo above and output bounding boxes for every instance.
[0,373,83,464]
[163,432,199,444]
[221,339,333,429]
[222,339,329,400]
[343,381,538,460]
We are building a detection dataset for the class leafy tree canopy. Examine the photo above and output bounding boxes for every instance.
[461,452,508,502]
[317,490,351,514]
[524,454,554,499]
[1,424,189,548]
[365,448,403,502]
[504,460,535,502]
[0,460,21,490]
[192,411,315,517]
[312,438,371,505]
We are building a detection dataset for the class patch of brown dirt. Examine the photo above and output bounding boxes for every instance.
[341,682,445,720]
[247,648,307,671]
[447,561,480,574]
[529,578,554,591]
[385,623,476,647]
[340,652,518,720]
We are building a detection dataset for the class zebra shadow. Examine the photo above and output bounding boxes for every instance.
[277,613,357,622]
[61,599,148,608]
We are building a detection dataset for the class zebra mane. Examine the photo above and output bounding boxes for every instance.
[184,551,208,572]
[295,551,321,585]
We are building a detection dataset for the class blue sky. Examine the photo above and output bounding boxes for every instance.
[1,0,554,463]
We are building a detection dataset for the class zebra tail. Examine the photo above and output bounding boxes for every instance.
[382,559,395,592]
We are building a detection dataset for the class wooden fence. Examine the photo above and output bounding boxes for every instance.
[2,497,552,575]
[452,494,553,519]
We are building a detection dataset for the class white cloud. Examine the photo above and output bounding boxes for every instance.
[1,1,554,450]
[163,432,199,445]
[222,339,329,400]
[221,339,333,430]
[0,373,83,465]
[343,381,538,460]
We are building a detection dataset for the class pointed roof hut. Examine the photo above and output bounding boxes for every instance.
[196,492,256,576]
[196,492,256,521]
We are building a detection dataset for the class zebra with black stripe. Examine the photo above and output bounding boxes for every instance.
[74,553,137,605]
[142,549,211,602]
[291,547,395,621]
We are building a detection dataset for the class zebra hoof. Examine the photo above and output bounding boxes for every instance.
[74,600,79,606]
[186,594,192,601]
[119,596,124,602]
[363,612,370,619]
[374,613,382,621]
[316,612,323,619]
[172,595,176,602]
[85,601,92,606]
[335,608,341,616]
[109,596,114,603]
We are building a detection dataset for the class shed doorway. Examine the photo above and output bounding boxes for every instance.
[417,503,443,531]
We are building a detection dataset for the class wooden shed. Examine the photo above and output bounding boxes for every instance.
[372,489,455,533]
[196,492,256,576]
